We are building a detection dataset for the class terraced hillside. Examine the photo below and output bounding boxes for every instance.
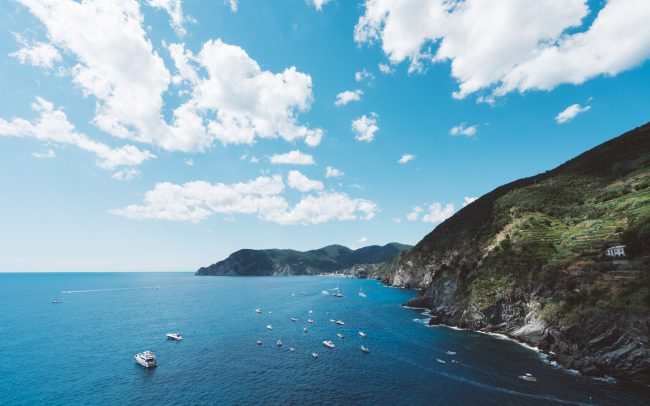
[379,122,650,383]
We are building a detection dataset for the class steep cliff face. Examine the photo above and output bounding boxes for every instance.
[196,243,411,276]
[383,123,650,384]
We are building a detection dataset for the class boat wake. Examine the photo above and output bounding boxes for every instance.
[61,286,159,294]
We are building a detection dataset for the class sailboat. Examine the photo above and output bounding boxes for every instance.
[333,280,343,297]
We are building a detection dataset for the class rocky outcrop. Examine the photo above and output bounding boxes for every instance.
[383,123,650,384]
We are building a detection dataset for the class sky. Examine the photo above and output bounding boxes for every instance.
[0,0,649,272]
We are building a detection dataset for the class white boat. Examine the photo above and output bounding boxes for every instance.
[307,319,315,324]
[359,331,367,338]
[361,345,370,353]
[336,333,344,339]
[134,351,157,368]
[358,288,367,298]
[323,340,335,348]
[321,290,330,295]
[303,327,308,332]
[256,340,262,345]
[291,317,298,322]
[446,351,456,356]
[334,292,343,298]
[451,360,459,364]
[52,299,61,304]
[335,320,345,325]
[519,373,537,382]
[334,281,343,297]
[329,319,336,323]
[312,352,318,359]
[289,347,295,352]
[255,308,262,313]
[436,358,446,365]
[268,311,272,314]
[276,340,282,347]
[266,324,273,330]
[166,332,183,341]
[308,310,313,314]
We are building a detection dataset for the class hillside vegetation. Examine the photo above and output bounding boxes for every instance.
[381,123,650,383]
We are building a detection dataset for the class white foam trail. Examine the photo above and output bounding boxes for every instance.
[61,286,157,294]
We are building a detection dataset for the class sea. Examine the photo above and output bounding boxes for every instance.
[1,273,648,405]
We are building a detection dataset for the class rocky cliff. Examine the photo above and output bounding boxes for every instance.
[196,243,411,276]
[380,123,650,384]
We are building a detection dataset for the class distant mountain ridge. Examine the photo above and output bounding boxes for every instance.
[196,243,412,276]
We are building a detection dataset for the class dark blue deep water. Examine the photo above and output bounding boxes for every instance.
[1,273,648,405]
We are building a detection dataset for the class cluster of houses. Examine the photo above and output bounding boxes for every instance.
[605,245,626,258]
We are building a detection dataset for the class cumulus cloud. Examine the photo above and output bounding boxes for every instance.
[111,168,141,181]
[422,202,455,223]
[555,103,591,124]
[10,36,61,69]
[325,166,344,178]
[378,63,394,74]
[111,175,377,225]
[463,196,477,207]
[17,0,321,154]
[148,0,193,37]
[32,149,56,159]
[406,206,423,221]
[358,236,368,243]
[355,0,650,99]
[0,97,154,169]
[309,0,333,11]
[287,170,324,192]
[270,150,315,165]
[450,123,477,137]
[335,89,363,106]
[352,113,379,142]
[354,68,375,83]
[398,153,415,164]
[225,0,238,12]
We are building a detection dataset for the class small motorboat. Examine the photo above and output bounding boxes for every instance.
[307,319,315,324]
[336,333,344,339]
[519,373,537,383]
[323,340,335,349]
[359,331,367,338]
[256,340,262,345]
[276,340,282,347]
[322,290,330,295]
[291,317,298,322]
[289,347,295,352]
[303,327,308,333]
[308,310,313,314]
[334,292,344,298]
[166,332,183,341]
[312,352,319,359]
[52,299,61,304]
[134,351,157,368]
[255,308,262,313]
[361,345,370,354]
[451,359,459,364]
[446,350,456,356]
[266,324,273,330]
[436,358,446,365]
[335,320,345,325]
[268,311,272,314]
[358,288,367,298]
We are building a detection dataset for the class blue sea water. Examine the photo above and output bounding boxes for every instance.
[0,273,648,405]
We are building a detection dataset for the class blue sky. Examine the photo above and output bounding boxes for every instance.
[1,0,649,272]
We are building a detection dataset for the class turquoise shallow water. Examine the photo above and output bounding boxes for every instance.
[0,273,648,405]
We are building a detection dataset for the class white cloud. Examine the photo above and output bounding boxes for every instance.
[422,202,455,223]
[225,0,238,12]
[270,150,315,165]
[463,196,477,207]
[358,236,368,243]
[325,166,344,178]
[0,97,154,169]
[18,0,321,154]
[148,0,193,37]
[111,168,141,181]
[355,68,375,83]
[450,123,477,137]
[287,170,324,192]
[184,158,194,166]
[111,175,377,225]
[355,0,650,99]
[10,37,61,69]
[309,0,333,11]
[406,206,423,221]
[398,153,415,164]
[555,103,591,124]
[334,89,363,106]
[352,113,379,142]
[378,63,394,74]
[249,156,259,163]
[32,149,56,159]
